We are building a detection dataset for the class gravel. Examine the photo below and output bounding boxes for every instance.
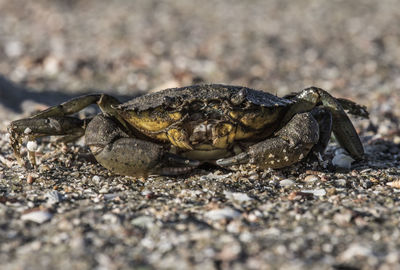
[1,0,400,269]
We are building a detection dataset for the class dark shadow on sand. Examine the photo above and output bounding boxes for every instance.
[0,74,137,114]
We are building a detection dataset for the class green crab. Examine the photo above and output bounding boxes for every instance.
[8,84,368,176]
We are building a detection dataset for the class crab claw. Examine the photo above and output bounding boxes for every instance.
[217,112,319,169]
[216,152,249,167]
[86,114,200,176]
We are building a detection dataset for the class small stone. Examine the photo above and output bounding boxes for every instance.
[333,210,353,226]
[131,216,155,229]
[103,213,119,224]
[362,180,373,189]
[217,241,242,261]
[340,243,372,260]
[24,127,32,134]
[335,179,347,187]
[304,175,319,183]
[46,191,63,204]
[99,187,109,194]
[70,171,80,177]
[26,174,35,184]
[279,179,295,187]
[224,191,252,202]
[5,40,23,57]
[43,56,60,75]
[288,191,301,200]
[326,187,336,196]
[104,194,118,200]
[332,150,354,169]
[21,210,53,224]
[92,175,101,184]
[386,180,400,188]
[205,207,240,221]
[39,165,51,173]
[301,189,326,196]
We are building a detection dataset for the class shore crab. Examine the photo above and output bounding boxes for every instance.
[8,84,368,176]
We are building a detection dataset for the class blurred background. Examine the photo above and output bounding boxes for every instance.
[1,2,400,269]
[1,0,399,129]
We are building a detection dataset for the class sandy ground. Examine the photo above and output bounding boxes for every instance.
[1,1,400,269]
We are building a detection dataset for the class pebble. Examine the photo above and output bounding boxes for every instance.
[332,150,354,169]
[26,174,35,184]
[24,127,32,134]
[205,207,241,221]
[304,175,319,183]
[3,132,10,141]
[99,187,109,194]
[46,190,63,204]
[301,189,327,197]
[21,210,53,224]
[5,40,23,57]
[362,180,373,189]
[333,210,353,226]
[386,180,400,188]
[92,175,101,184]
[340,243,372,261]
[103,193,118,200]
[102,213,119,224]
[335,179,347,187]
[43,56,60,75]
[200,172,232,181]
[131,216,155,229]
[279,179,295,187]
[217,241,242,261]
[223,191,252,202]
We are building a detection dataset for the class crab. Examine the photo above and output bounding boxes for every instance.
[8,84,368,176]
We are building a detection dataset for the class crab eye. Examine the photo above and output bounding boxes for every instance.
[231,88,247,105]
[163,96,175,106]
[163,96,183,108]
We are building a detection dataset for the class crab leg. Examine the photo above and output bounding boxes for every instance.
[29,94,121,119]
[8,94,120,166]
[86,114,200,176]
[216,112,319,169]
[8,116,89,166]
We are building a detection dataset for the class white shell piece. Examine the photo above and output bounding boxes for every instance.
[27,141,38,152]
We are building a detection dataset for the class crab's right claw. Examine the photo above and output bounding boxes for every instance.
[315,89,365,160]
[86,114,200,177]
[288,87,366,160]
